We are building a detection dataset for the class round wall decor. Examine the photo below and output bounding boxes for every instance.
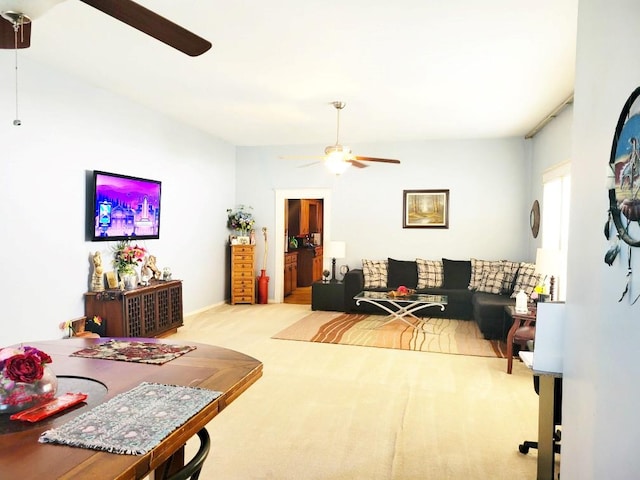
[608,86,640,246]
[530,200,540,238]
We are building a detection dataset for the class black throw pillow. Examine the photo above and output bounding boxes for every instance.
[442,258,472,289]
[387,258,418,289]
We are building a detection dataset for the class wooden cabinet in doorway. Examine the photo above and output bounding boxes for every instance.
[287,199,309,237]
[312,246,324,282]
[296,246,323,287]
[284,251,298,296]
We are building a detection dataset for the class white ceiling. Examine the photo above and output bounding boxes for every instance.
[7,0,577,146]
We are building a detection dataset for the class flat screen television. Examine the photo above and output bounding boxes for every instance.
[89,170,161,241]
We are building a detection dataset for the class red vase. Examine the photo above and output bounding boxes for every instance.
[258,269,269,304]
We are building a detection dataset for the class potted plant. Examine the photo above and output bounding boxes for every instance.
[227,205,255,243]
[112,241,146,289]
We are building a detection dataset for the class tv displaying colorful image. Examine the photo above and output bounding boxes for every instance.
[91,170,161,241]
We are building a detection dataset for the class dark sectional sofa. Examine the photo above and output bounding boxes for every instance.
[342,257,534,340]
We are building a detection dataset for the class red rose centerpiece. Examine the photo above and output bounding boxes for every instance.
[389,285,415,297]
[0,346,57,414]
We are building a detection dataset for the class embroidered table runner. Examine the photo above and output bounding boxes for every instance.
[71,340,196,365]
[39,382,221,455]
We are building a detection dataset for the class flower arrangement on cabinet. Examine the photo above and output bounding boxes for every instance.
[0,346,55,409]
[112,240,146,275]
[227,205,255,236]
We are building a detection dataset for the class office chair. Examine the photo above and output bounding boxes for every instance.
[519,376,562,455]
[160,428,211,480]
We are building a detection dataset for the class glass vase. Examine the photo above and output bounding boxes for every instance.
[0,365,58,414]
[122,273,137,290]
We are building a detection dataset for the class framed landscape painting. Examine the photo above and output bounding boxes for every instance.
[403,189,449,229]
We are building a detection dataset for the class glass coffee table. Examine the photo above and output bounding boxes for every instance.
[354,291,447,329]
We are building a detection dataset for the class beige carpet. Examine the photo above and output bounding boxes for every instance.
[164,303,554,480]
[273,311,507,358]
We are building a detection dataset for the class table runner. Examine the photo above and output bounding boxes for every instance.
[39,382,221,455]
[70,340,196,365]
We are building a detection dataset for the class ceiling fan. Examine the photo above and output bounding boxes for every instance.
[323,101,400,175]
[295,101,401,175]
[0,0,211,56]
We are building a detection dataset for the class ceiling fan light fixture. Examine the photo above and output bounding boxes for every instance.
[0,11,30,25]
[324,144,352,157]
[0,0,64,20]
[324,148,351,175]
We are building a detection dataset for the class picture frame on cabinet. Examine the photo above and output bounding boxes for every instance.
[402,189,449,228]
[106,271,118,289]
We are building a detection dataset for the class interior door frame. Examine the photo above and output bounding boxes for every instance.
[274,188,332,303]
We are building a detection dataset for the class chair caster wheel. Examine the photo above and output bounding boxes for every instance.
[519,444,530,454]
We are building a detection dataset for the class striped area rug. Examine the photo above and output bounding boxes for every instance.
[272,311,507,358]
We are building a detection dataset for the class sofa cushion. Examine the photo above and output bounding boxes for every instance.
[419,287,474,320]
[387,258,418,289]
[469,259,503,290]
[511,262,542,297]
[500,260,521,294]
[416,258,444,288]
[362,259,388,288]
[476,268,505,294]
[472,291,515,339]
[442,258,472,289]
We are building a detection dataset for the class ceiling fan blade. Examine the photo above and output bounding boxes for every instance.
[348,160,369,168]
[0,18,30,49]
[279,155,324,160]
[354,156,401,164]
[79,0,212,56]
[298,161,321,168]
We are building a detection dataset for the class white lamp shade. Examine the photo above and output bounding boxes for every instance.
[535,248,562,277]
[327,241,346,259]
[535,247,567,300]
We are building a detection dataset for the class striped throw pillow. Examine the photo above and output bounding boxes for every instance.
[501,260,521,294]
[416,259,444,288]
[510,262,542,298]
[362,259,388,288]
[469,259,503,290]
[477,269,506,294]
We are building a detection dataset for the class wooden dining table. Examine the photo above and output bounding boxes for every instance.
[0,337,263,480]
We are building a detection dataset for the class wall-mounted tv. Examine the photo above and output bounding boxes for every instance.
[90,170,161,241]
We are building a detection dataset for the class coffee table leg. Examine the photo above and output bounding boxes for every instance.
[355,299,445,329]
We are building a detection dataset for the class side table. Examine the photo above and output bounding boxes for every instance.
[504,305,537,374]
[312,281,345,311]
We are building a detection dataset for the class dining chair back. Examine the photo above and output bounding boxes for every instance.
[161,428,211,480]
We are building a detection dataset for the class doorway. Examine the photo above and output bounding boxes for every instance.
[283,197,324,305]
[274,189,332,303]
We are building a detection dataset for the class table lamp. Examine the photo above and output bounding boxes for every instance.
[327,241,346,283]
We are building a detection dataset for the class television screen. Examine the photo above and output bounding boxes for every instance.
[90,170,161,241]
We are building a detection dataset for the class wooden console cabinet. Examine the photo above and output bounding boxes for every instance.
[84,280,183,338]
[231,245,255,304]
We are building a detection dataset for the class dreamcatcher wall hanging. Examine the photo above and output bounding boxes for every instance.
[605,86,640,304]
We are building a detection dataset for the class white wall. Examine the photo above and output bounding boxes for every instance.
[561,0,640,478]
[237,137,531,298]
[0,53,531,346]
[0,57,236,346]
[526,104,574,258]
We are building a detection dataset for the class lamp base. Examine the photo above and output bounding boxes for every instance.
[330,257,338,282]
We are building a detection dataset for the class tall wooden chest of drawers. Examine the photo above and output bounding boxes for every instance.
[231,245,255,304]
